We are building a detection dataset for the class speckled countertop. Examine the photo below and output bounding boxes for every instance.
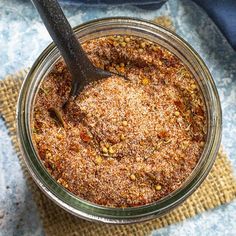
[0,0,236,235]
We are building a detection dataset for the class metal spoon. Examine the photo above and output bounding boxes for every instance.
[32,0,117,97]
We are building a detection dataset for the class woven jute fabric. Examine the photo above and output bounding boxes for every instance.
[1,17,236,236]
[1,64,236,236]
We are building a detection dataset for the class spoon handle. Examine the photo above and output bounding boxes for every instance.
[31,0,94,95]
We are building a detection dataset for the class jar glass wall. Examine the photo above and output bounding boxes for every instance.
[16,17,222,224]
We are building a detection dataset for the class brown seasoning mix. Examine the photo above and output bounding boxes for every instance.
[32,35,207,207]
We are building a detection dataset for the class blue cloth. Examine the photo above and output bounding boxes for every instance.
[60,0,167,8]
[192,0,236,50]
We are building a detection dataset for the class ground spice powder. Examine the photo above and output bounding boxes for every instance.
[32,35,207,207]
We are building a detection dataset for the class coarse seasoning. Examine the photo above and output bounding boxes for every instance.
[32,35,207,207]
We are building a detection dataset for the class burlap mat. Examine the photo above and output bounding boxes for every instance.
[1,17,236,236]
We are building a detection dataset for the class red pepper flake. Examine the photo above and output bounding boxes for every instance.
[195,106,204,116]
[80,130,92,142]
[174,100,185,111]
[157,128,168,139]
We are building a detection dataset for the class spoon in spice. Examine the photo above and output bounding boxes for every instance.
[32,0,123,97]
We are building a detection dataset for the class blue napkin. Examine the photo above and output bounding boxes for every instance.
[192,0,236,50]
[60,0,167,8]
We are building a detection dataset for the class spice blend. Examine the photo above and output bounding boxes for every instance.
[32,36,207,207]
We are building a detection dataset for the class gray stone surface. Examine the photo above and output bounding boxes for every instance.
[0,0,235,235]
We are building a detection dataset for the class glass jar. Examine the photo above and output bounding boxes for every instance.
[16,17,222,224]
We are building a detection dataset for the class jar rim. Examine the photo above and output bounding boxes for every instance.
[16,17,222,223]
